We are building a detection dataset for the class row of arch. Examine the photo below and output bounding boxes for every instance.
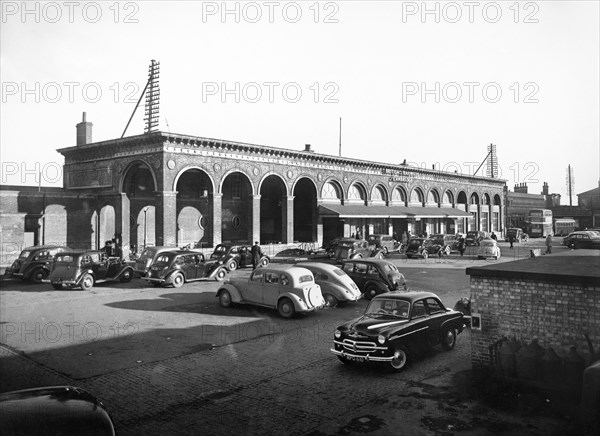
[122,161,503,207]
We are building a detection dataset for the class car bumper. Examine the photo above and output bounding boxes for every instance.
[143,277,167,283]
[50,279,79,285]
[330,348,394,363]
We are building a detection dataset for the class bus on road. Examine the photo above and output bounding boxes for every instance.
[554,218,577,236]
[526,209,553,238]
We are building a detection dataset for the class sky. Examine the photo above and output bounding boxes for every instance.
[1,1,599,200]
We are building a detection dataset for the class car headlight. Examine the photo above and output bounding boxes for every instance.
[377,335,386,345]
[334,330,342,339]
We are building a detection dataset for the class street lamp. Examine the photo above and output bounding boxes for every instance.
[143,206,149,249]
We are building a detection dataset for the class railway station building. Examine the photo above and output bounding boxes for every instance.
[0,114,506,261]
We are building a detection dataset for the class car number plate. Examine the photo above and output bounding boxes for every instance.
[347,355,366,362]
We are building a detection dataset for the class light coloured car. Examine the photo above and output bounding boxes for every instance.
[477,239,501,260]
[216,265,325,318]
[296,262,362,307]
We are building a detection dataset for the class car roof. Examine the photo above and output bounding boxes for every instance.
[56,250,101,256]
[260,265,313,275]
[373,291,440,302]
[22,245,65,251]
[342,259,394,266]
[297,262,342,272]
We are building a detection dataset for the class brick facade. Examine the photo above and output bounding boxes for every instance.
[467,254,600,367]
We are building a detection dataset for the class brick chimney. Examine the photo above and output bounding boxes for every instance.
[304,144,314,153]
[514,182,528,194]
[76,112,92,146]
[542,182,549,195]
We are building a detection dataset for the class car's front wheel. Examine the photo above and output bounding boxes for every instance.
[80,274,94,291]
[365,284,379,300]
[422,250,429,259]
[277,298,295,318]
[215,268,227,281]
[323,293,339,307]
[445,246,451,256]
[171,272,185,288]
[441,328,457,350]
[219,289,232,307]
[389,346,409,372]
[30,267,48,284]
[383,247,388,255]
[259,257,269,267]
[227,259,238,271]
[120,269,133,282]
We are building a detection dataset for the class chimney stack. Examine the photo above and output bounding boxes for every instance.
[304,144,314,153]
[76,112,92,146]
[514,182,529,194]
[542,182,549,196]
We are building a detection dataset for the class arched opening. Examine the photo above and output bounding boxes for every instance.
[122,163,157,252]
[176,169,214,248]
[426,189,440,206]
[136,206,156,250]
[347,183,366,204]
[321,180,343,203]
[391,186,407,204]
[91,205,115,250]
[222,172,252,243]
[260,175,286,244]
[371,185,387,204]
[293,178,317,242]
[410,187,424,205]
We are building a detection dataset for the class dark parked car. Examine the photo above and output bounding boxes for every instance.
[272,247,330,263]
[143,251,227,287]
[405,238,445,259]
[429,234,460,254]
[341,259,406,300]
[564,231,600,249]
[366,234,401,255]
[210,244,269,271]
[465,231,488,246]
[48,250,133,291]
[0,386,115,436]
[133,246,184,277]
[331,291,465,372]
[332,238,380,262]
[4,245,69,283]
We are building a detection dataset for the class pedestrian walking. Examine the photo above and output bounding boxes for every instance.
[251,241,263,269]
[355,228,362,240]
[491,232,497,241]
[508,234,515,249]
[458,237,466,257]
[545,233,553,254]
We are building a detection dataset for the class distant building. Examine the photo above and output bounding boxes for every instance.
[505,183,546,230]
[577,184,600,228]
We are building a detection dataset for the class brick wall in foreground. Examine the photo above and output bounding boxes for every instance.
[470,275,600,367]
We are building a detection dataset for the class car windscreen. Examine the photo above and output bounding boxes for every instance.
[155,254,174,263]
[333,268,348,277]
[140,248,157,259]
[19,250,32,260]
[213,246,228,254]
[408,240,422,248]
[383,264,398,272]
[467,232,477,237]
[365,299,410,318]
[337,241,354,248]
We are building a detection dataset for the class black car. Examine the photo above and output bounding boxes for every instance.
[366,234,401,255]
[564,231,600,249]
[428,234,459,254]
[48,250,134,291]
[210,244,269,271]
[405,238,445,259]
[331,291,465,372]
[0,386,115,436]
[272,247,330,263]
[341,259,406,300]
[4,245,69,283]
[143,250,227,287]
[332,238,380,262]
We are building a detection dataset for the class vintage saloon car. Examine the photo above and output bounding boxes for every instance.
[133,246,186,277]
[0,386,116,436]
[341,259,407,300]
[366,234,401,255]
[48,250,133,291]
[216,265,325,318]
[210,244,269,271]
[466,230,489,246]
[563,231,600,249]
[4,245,69,283]
[331,291,465,372]
[404,238,445,259]
[332,238,381,262]
[272,247,330,263]
[429,234,460,254]
[143,251,227,287]
[477,238,502,260]
[296,262,362,307]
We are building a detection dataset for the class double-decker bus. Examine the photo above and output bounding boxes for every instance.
[526,209,553,238]
[554,218,577,236]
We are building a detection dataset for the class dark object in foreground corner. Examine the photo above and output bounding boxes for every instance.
[0,386,116,436]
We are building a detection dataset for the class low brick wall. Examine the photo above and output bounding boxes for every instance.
[470,275,600,367]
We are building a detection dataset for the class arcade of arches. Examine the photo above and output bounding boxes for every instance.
[0,131,506,260]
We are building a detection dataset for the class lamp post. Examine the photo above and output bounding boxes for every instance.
[143,206,149,249]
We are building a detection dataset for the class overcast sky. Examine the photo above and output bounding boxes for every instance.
[1,1,599,199]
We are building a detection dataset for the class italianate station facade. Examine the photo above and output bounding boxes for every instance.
[0,116,505,260]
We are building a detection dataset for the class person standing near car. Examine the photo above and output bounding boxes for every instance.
[251,241,263,269]
[458,237,466,257]
[491,232,497,241]
[508,233,515,249]
[545,233,553,254]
